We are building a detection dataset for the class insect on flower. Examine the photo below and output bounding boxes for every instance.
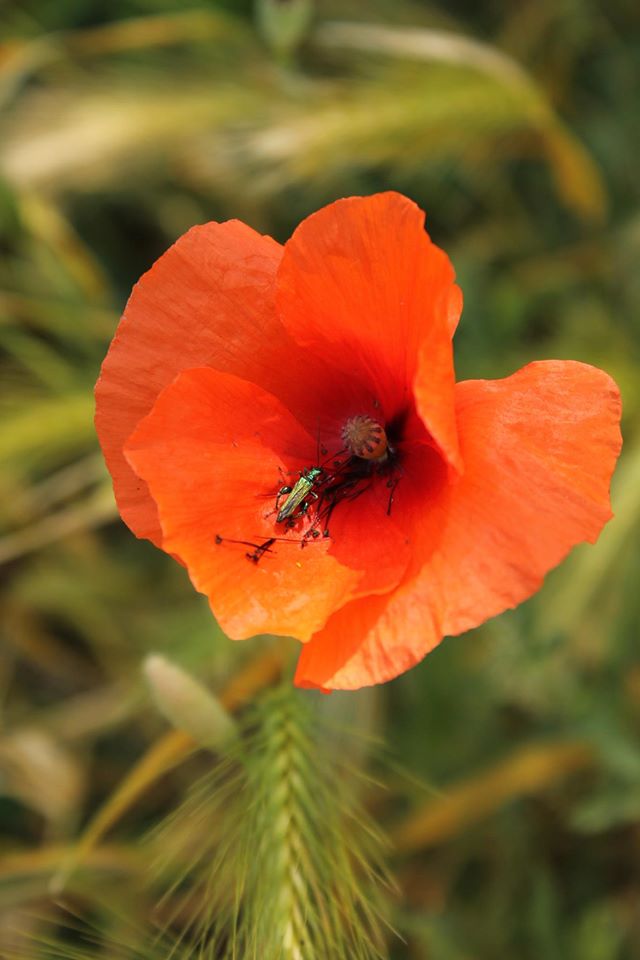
[273,442,365,533]
[216,448,364,565]
[275,447,384,539]
[276,466,324,524]
[96,192,622,690]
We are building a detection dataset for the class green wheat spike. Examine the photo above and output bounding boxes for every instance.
[147,684,394,960]
[229,686,392,960]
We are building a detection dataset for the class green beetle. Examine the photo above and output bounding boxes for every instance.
[275,466,324,524]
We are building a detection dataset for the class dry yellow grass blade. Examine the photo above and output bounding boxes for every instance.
[17,194,109,302]
[1,84,255,193]
[316,21,607,221]
[64,9,239,57]
[543,126,607,223]
[51,642,289,893]
[393,740,594,853]
[0,10,244,110]
[0,844,142,884]
[316,21,533,87]
[49,729,194,895]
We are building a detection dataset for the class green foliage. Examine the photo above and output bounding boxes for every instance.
[1,1,639,958]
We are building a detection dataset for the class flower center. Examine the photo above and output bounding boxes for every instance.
[341,415,388,462]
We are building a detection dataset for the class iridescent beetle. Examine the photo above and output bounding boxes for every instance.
[275,466,324,525]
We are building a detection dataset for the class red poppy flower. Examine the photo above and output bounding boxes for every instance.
[95,193,622,690]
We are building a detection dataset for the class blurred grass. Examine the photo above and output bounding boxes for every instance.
[0,1,639,958]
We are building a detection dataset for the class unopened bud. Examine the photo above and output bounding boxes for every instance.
[144,655,237,750]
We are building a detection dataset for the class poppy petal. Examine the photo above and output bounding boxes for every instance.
[323,479,412,596]
[125,368,408,641]
[276,192,463,470]
[295,360,622,689]
[95,220,284,546]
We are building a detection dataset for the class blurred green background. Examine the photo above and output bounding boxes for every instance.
[1,1,639,957]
